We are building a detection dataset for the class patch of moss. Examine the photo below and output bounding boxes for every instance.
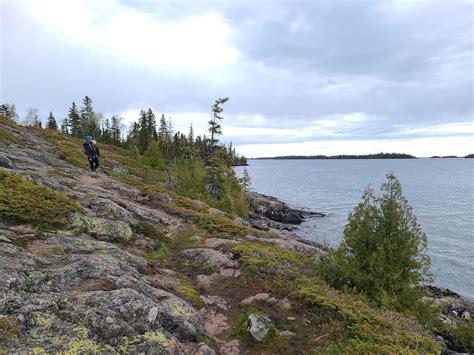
[0,316,18,341]
[196,332,219,351]
[0,168,81,229]
[176,283,205,309]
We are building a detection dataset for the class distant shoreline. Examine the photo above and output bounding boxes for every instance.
[251,152,474,160]
[253,152,416,160]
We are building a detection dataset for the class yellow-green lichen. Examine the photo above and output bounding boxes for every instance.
[142,331,170,347]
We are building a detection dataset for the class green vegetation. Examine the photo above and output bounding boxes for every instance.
[0,116,22,144]
[0,168,81,229]
[231,241,439,353]
[322,173,432,313]
[447,319,474,353]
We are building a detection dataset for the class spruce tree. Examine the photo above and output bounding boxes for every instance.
[80,96,96,136]
[68,102,81,137]
[146,109,157,140]
[158,114,168,139]
[46,111,58,130]
[137,109,150,153]
[110,115,122,146]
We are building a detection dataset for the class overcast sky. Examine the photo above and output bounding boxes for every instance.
[1,0,473,157]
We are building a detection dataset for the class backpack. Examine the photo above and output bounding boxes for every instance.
[84,142,97,159]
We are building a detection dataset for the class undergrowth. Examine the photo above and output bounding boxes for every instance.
[0,168,81,229]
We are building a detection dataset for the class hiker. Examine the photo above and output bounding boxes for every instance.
[83,136,100,171]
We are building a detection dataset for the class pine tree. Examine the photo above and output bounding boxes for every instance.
[68,102,81,137]
[208,97,229,147]
[46,111,58,130]
[324,172,432,309]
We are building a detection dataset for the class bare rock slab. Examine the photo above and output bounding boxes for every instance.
[180,248,238,269]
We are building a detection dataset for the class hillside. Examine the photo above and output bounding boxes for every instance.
[0,117,459,353]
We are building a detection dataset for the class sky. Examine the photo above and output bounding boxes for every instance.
[1,0,473,157]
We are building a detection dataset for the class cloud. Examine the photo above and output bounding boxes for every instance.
[1,0,472,156]
[19,0,240,70]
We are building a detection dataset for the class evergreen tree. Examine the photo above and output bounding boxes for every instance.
[208,97,229,147]
[110,115,122,146]
[137,109,150,153]
[188,123,194,143]
[68,102,81,137]
[146,109,157,140]
[324,172,432,309]
[60,118,69,134]
[158,114,168,139]
[80,96,96,136]
[46,111,58,130]
[240,168,251,192]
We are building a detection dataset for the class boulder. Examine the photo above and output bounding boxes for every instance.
[247,314,273,342]
[84,198,137,224]
[70,213,133,242]
[0,153,14,169]
[180,248,238,269]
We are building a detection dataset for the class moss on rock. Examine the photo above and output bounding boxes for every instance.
[0,168,81,229]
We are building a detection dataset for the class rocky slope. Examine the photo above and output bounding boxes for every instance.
[0,119,467,354]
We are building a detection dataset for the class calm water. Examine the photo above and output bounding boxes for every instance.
[235,159,474,299]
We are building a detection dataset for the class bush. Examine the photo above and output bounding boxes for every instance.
[323,172,432,310]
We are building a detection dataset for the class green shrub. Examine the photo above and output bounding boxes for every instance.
[322,172,432,312]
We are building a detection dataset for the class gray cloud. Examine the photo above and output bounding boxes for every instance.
[0,0,472,154]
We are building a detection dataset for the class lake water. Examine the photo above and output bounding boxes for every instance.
[235,159,474,299]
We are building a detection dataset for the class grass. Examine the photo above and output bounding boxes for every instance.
[0,116,22,144]
[0,168,81,229]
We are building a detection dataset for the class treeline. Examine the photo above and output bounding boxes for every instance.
[0,98,247,167]
[431,155,473,159]
[256,152,417,160]
[1,98,249,216]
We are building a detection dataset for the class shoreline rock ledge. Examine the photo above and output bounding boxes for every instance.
[246,191,326,231]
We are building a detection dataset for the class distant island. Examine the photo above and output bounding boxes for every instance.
[465,154,474,158]
[430,155,460,159]
[255,152,417,160]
